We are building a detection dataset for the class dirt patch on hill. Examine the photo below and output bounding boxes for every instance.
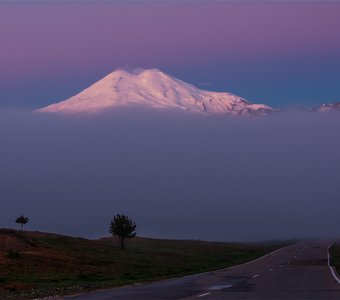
[0,235,29,252]
[0,230,35,252]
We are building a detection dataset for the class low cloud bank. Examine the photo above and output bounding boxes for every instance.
[1,109,340,241]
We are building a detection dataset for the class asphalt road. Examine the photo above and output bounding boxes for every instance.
[61,241,340,299]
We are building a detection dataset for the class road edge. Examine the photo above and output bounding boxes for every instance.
[327,242,340,285]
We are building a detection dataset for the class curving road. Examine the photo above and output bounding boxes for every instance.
[60,241,340,299]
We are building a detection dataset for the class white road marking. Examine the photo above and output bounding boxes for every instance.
[327,242,340,285]
[198,292,211,298]
[208,284,233,291]
[252,274,259,278]
[269,268,274,271]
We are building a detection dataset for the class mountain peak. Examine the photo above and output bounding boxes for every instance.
[110,68,164,77]
[38,68,274,116]
[313,102,340,112]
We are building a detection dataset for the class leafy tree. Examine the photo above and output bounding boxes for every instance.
[109,214,136,249]
[15,215,29,231]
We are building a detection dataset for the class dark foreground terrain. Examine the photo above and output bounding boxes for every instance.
[330,242,340,275]
[0,229,287,299]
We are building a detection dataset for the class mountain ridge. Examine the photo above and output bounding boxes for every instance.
[38,68,274,116]
[313,102,340,112]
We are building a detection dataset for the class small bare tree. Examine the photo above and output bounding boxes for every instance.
[15,215,29,231]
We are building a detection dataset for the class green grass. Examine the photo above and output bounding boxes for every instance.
[0,229,291,299]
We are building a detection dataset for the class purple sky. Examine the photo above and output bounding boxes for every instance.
[1,1,340,109]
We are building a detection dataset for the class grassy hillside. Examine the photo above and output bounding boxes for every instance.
[0,229,288,299]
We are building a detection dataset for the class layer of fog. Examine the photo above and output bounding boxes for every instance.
[1,109,340,242]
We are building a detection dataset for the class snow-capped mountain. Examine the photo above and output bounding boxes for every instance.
[38,69,274,116]
[313,102,340,113]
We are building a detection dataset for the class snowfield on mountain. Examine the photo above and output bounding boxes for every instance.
[38,69,274,116]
